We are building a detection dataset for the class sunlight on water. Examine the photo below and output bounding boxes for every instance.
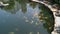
[35,22,39,26]
[37,32,40,34]
[0,0,54,34]
[25,20,29,22]
[24,16,28,19]
[33,12,38,17]
[44,17,48,19]
[30,20,34,24]
[29,32,33,34]
[9,32,14,34]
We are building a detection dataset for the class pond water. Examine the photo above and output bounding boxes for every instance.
[0,0,54,34]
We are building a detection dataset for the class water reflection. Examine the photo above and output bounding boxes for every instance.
[38,4,54,34]
[37,32,40,34]
[30,2,38,9]
[9,32,14,34]
[29,32,33,34]
[0,0,54,34]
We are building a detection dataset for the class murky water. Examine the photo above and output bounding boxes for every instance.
[0,0,54,34]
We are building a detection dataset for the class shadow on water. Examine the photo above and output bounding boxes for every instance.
[0,0,54,34]
[38,4,55,34]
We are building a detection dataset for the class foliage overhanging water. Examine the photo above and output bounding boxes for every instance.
[0,0,54,34]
